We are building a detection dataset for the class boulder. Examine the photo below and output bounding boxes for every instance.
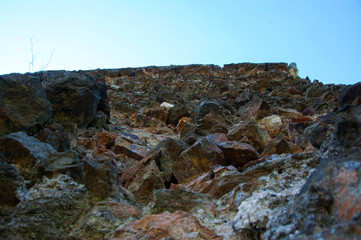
[40,71,102,127]
[167,104,189,125]
[0,73,52,136]
[215,141,260,168]
[227,121,267,152]
[119,154,165,203]
[83,159,120,200]
[34,122,70,152]
[110,211,222,240]
[259,115,283,139]
[338,82,361,107]
[0,174,91,240]
[71,199,141,240]
[152,138,189,185]
[1,131,56,179]
[31,150,83,184]
[112,136,150,160]
[172,136,226,183]
[94,131,117,148]
[0,159,24,207]
[261,134,301,157]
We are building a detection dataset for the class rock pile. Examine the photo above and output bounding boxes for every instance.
[1,63,360,239]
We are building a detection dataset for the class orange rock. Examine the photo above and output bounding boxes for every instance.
[291,115,313,124]
[94,131,117,148]
[77,138,96,150]
[176,117,192,133]
[110,211,222,240]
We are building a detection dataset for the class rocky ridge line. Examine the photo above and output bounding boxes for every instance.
[0,62,360,239]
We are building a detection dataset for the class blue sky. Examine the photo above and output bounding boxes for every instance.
[1,0,360,84]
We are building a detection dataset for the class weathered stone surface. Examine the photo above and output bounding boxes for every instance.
[259,115,283,139]
[34,122,70,152]
[0,73,52,136]
[172,136,226,183]
[71,199,141,240]
[265,105,361,239]
[227,120,267,152]
[83,159,120,200]
[119,154,165,203]
[167,104,189,125]
[0,175,91,240]
[261,134,301,157]
[31,150,83,184]
[152,138,188,184]
[232,153,319,239]
[1,131,56,179]
[194,99,235,122]
[215,140,260,168]
[0,159,24,207]
[94,131,117,148]
[113,135,150,160]
[152,189,215,217]
[110,211,222,240]
[338,82,361,107]
[41,71,101,127]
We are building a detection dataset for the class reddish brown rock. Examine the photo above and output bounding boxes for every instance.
[77,137,96,150]
[215,141,260,168]
[110,211,222,240]
[112,136,149,160]
[94,131,117,148]
[227,120,267,152]
[119,154,165,203]
[261,134,302,157]
[172,136,226,183]
[176,116,192,133]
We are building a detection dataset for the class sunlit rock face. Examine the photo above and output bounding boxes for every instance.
[1,63,360,240]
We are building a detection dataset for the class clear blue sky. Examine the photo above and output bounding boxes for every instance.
[1,0,360,84]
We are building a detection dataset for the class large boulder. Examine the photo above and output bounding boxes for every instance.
[1,131,56,179]
[0,73,52,136]
[0,159,24,207]
[39,71,103,127]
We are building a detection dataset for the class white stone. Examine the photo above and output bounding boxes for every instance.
[160,102,175,110]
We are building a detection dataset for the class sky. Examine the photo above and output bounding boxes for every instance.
[0,0,360,85]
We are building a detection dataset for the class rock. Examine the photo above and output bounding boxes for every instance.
[0,73,52,136]
[152,138,189,185]
[232,153,319,238]
[238,94,264,121]
[77,137,97,150]
[112,136,150,160]
[167,104,189,125]
[160,101,174,110]
[83,159,120,200]
[0,174,91,240]
[227,121,267,152]
[1,131,57,179]
[259,115,283,139]
[94,131,117,148]
[182,165,243,199]
[180,122,205,145]
[0,160,24,207]
[34,122,70,152]
[265,105,361,239]
[288,62,298,78]
[41,71,101,127]
[176,116,192,133]
[172,136,226,183]
[197,112,230,135]
[338,82,361,107]
[119,154,165,203]
[215,141,260,168]
[261,134,301,157]
[71,199,141,240]
[194,99,235,122]
[110,211,222,240]
[31,150,83,184]
[152,189,215,217]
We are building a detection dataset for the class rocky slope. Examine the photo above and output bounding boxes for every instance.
[1,63,360,239]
